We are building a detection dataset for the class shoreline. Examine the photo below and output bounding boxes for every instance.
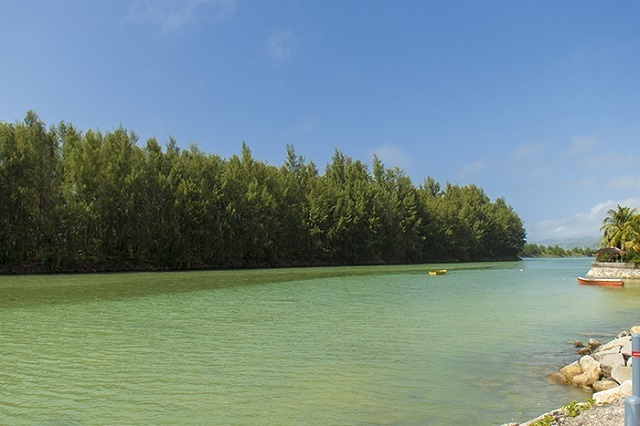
[501,327,639,426]
[0,257,523,276]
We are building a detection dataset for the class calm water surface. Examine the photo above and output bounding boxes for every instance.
[1,258,640,425]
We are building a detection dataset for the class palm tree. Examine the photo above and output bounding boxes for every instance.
[600,205,638,249]
[622,215,640,252]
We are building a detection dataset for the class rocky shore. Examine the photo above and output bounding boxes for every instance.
[501,326,639,426]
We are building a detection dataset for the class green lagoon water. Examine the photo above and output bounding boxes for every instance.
[1,258,640,425]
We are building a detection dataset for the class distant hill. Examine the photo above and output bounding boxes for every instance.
[530,236,601,250]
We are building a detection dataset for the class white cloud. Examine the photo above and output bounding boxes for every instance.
[528,198,640,242]
[529,203,608,241]
[568,135,599,157]
[567,177,596,188]
[529,164,553,178]
[609,176,640,190]
[458,158,491,178]
[371,145,411,170]
[507,143,551,178]
[128,0,236,35]
[266,29,300,64]
[510,143,544,163]
[585,150,634,169]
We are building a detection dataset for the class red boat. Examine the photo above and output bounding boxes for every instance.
[577,276,623,287]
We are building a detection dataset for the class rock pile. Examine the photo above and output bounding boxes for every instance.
[501,327,639,426]
[547,328,637,404]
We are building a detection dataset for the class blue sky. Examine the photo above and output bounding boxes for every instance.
[1,0,639,243]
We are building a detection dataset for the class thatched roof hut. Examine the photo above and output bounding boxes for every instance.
[595,246,626,261]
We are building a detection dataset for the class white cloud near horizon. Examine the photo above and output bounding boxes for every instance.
[528,197,640,242]
[128,0,236,35]
[266,29,300,65]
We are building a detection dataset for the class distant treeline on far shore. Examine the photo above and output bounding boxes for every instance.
[520,243,595,258]
[0,111,526,273]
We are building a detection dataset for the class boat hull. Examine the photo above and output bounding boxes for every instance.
[577,276,623,287]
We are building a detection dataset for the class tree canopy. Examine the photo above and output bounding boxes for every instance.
[599,205,640,263]
[0,112,526,273]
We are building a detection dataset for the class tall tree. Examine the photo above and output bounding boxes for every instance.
[601,205,638,249]
[0,112,60,265]
[277,145,314,263]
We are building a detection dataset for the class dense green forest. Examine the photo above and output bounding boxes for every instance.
[0,112,526,273]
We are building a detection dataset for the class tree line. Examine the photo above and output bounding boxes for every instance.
[519,243,594,258]
[0,112,526,273]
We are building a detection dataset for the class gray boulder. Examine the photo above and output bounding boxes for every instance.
[594,346,623,358]
[594,380,632,404]
[611,365,632,384]
[598,352,625,377]
[600,335,631,352]
[622,339,632,357]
